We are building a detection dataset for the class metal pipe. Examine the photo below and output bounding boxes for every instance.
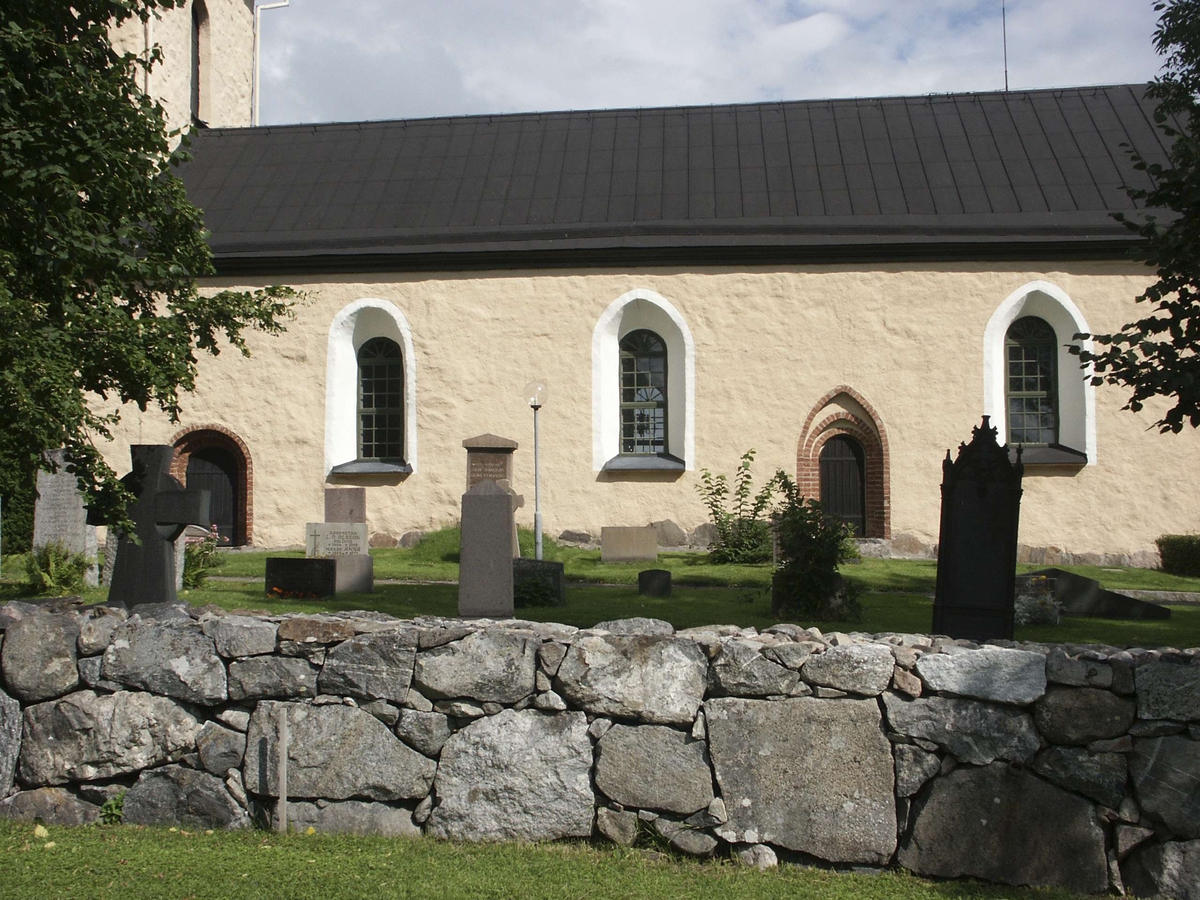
[533,403,542,560]
[253,1,290,126]
[276,706,288,833]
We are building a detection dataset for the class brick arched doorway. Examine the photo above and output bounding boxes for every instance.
[171,425,254,546]
[797,386,890,540]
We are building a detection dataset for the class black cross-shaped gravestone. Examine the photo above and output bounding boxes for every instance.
[90,445,211,607]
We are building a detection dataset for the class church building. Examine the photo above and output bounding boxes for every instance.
[102,1,1199,564]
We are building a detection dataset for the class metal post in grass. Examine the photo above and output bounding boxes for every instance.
[524,380,548,561]
[277,706,288,833]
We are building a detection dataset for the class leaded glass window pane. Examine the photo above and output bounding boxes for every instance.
[1005,316,1057,445]
[619,329,667,454]
[358,337,404,460]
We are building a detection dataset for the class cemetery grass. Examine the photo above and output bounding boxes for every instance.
[180,580,1200,648]
[0,820,1091,900]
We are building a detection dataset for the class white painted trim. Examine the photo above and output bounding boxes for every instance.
[325,298,418,474]
[983,280,1096,463]
[592,288,696,470]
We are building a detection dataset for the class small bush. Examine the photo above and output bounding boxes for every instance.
[769,472,862,622]
[695,450,774,564]
[25,542,92,595]
[1014,576,1062,625]
[99,792,125,825]
[1156,534,1200,577]
[182,525,223,589]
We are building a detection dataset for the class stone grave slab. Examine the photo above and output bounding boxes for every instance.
[266,558,336,599]
[513,558,565,607]
[306,523,369,558]
[33,449,99,586]
[334,555,374,594]
[601,526,658,562]
[459,480,514,617]
[324,488,366,524]
[1017,568,1170,621]
[638,569,672,597]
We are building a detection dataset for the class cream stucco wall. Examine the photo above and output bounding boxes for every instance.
[110,0,254,133]
[98,262,1200,557]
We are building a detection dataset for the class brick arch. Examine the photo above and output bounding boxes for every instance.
[170,424,254,546]
[797,386,890,539]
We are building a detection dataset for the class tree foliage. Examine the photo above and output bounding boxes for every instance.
[0,1,297,531]
[1074,0,1200,432]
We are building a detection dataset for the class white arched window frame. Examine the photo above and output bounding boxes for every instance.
[593,289,695,471]
[325,299,418,474]
[983,280,1097,464]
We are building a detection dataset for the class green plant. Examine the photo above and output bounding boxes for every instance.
[1156,533,1200,577]
[768,472,862,622]
[1014,576,1064,626]
[182,525,222,589]
[695,451,775,564]
[99,792,124,825]
[24,541,92,596]
[513,579,559,608]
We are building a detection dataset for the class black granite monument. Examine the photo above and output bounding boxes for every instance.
[932,417,1024,641]
[91,445,211,607]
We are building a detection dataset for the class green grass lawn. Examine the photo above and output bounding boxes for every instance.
[0,820,1088,900]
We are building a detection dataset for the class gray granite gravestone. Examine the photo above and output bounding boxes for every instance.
[33,449,99,586]
[462,434,518,490]
[932,417,1023,641]
[304,522,372,593]
[324,488,366,524]
[458,479,514,617]
[513,557,566,606]
[90,445,211,607]
[638,569,672,598]
[601,526,658,562]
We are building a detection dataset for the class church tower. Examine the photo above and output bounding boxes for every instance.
[110,0,256,133]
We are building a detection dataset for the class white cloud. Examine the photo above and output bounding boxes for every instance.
[256,0,1164,125]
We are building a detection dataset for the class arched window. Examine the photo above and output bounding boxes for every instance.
[619,329,667,455]
[819,435,866,536]
[1005,316,1058,445]
[357,337,404,461]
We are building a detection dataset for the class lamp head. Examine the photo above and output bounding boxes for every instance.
[523,380,548,409]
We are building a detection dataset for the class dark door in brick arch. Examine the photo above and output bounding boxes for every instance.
[186,446,239,545]
[820,435,866,536]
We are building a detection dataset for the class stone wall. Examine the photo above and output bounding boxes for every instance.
[0,602,1197,897]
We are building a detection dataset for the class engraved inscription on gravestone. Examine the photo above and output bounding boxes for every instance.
[462,434,518,491]
[305,523,369,558]
[33,450,100,586]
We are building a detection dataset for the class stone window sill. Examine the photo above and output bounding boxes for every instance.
[329,460,413,475]
[601,453,686,472]
[1008,444,1087,467]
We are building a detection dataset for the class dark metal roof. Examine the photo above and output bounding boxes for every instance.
[183,84,1171,273]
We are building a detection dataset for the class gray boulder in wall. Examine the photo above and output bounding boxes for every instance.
[286,800,420,838]
[0,787,100,825]
[801,643,894,696]
[102,621,227,705]
[227,656,317,701]
[705,696,896,865]
[201,615,278,658]
[318,630,417,704]
[1031,747,1127,809]
[427,709,593,842]
[0,687,20,797]
[1136,661,1200,722]
[412,630,536,704]
[555,633,707,724]
[1,613,80,703]
[1123,840,1200,900]
[124,765,249,830]
[882,693,1040,765]
[594,723,714,815]
[196,721,248,776]
[708,639,800,697]
[18,690,201,785]
[243,701,435,802]
[1034,686,1136,745]
[898,762,1108,894]
[914,647,1046,705]
[1130,735,1200,839]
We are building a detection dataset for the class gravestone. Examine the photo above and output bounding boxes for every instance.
[459,479,514,617]
[1017,568,1171,621]
[932,417,1023,641]
[463,434,518,490]
[324,488,366,524]
[32,449,99,586]
[638,569,672,598]
[90,445,211,607]
[304,523,372,593]
[513,557,566,606]
[601,526,658,562]
[266,558,337,599]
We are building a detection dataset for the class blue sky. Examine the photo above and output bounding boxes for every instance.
[256,1,1165,126]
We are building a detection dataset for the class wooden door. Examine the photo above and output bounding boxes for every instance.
[819,435,866,536]
[186,446,240,545]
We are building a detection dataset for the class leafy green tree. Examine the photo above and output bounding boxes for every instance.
[1074,0,1200,432]
[0,1,297,533]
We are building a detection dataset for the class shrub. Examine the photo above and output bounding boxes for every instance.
[24,541,92,596]
[182,525,223,589]
[99,792,125,825]
[1156,534,1200,577]
[514,579,559,608]
[769,472,862,622]
[695,450,775,564]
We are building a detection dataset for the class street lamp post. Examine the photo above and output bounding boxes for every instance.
[523,381,548,560]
